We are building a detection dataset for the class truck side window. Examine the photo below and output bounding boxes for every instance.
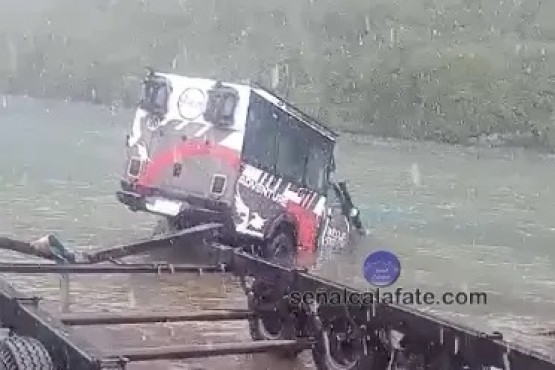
[305,144,332,193]
[242,95,278,171]
[327,184,342,207]
[275,115,308,185]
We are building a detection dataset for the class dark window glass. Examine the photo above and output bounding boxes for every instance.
[327,184,342,206]
[243,92,334,193]
[242,94,278,171]
[275,115,308,184]
[305,141,332,192]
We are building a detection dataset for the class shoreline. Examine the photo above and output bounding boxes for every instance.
[3,91,552,156]
[2,0,555,156]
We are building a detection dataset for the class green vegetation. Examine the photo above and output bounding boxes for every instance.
[1,0,555,148]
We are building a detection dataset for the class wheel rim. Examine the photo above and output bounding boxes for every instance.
[323,319,360,369]
[258,313,285,339]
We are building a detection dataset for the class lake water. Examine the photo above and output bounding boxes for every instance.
[2,95,555,367]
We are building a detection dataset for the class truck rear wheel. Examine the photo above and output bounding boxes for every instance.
[0,335,54,370]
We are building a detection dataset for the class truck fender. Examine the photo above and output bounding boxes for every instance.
[263,213,297,243]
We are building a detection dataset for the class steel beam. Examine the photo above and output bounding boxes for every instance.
[0,236,57,261]
[0,262,227,274]
[60,310,250,326]
[228,249,555,370]
[84,223,222,263]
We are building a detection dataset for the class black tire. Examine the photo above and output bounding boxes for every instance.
[311,317,388,370]
[247,281,301,358]
[248,292,292,341]
[0,336,54,370]
[263,230,296,266]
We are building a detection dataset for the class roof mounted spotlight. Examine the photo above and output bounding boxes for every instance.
[139,67,171,119]
[203,82,239,128]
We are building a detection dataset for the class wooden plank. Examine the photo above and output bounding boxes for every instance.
[103,340,311,361]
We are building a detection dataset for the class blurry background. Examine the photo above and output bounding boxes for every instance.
[2,0,555,148]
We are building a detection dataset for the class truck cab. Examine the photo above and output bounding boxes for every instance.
[117,69,364,266]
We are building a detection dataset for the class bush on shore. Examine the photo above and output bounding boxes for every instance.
[1,0,555,149]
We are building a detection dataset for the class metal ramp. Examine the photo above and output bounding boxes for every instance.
[0,225,553,369]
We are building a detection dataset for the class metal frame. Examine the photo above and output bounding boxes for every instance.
[232,251,555,369]
[0,227,553,369]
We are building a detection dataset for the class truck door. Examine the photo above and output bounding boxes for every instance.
[319,181,365,250]
[318,183,351,250]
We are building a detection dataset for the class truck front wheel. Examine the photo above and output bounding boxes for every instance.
[263,229,295,267]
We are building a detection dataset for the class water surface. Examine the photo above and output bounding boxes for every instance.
[2,96,555,367]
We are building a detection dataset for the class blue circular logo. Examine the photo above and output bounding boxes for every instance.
[363,250,401,287]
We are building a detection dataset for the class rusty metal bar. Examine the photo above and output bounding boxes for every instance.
[0,236,57,261]
[0,262,227,274]
[60,309,251,326]
[84,223,222,263]
[102,340,311,362]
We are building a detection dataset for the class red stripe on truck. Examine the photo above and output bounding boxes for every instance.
[285,201,319,254]
[137,140,241,187]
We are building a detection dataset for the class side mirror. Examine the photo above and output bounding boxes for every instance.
[335,181,365,234]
